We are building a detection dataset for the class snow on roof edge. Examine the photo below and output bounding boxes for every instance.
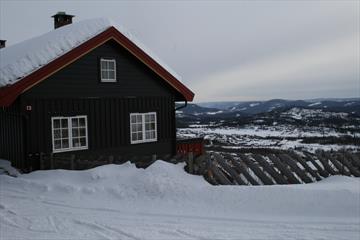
[0,18,182,87]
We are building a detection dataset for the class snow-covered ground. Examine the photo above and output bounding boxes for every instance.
[1,160,359,240]
[179,125,354,138]
[178,126,360,152]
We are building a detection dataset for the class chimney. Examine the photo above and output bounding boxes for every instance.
[0,40,6,49]
[51,12,74,29]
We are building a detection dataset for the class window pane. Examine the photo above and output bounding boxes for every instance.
[72,118,78,127]
[136,115,142,122]
[145,132,150,139]
[136,123,142,131]
[79,128,86,137]
[103,70,109,80]
[145,123,150,131]
[72,128,79,137]
[80,137,86,147]
[61,129,68,138]
[62,139,69,148]
[61,119,68,128]
[150,114,155,121]
[73,138,80,147]
[131,124,137,132]
[101,70,106,79]
[108,61,115,70]
[145,114,150,122]
[54,140,61,149]
[108,71,115,80]
[131,133,137,141]
[151,122,156,130]
[137,132,143,140]
[53,119,60,129]
[131,115,137,123]
[79,118,86,127]
[54,129,61,139]
[101,60,106,69]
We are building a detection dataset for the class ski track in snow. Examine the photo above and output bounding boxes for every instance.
[1,161,359,240]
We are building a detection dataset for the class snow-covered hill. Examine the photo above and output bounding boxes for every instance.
[179,99,360,119]
[1,160,359,240]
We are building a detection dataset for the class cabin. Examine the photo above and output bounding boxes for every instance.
[0,12,194,171]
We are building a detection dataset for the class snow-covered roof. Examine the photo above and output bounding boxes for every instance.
[0,18,182,87]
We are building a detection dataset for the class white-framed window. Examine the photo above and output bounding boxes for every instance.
[130,112,157,144]
[51,115,88,153]
[100,58,116,82]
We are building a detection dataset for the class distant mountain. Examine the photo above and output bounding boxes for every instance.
[197,102,243,110]
[227,99,310,115]
[306,97,360,102]
[177,98,360,120]
[176,104,220,115]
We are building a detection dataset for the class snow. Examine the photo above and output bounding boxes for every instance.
[179,126,345,138]
[0,159,20,177]
[345,102,356,106]
[281,107,349,120]
[206,110,223,115]
[1,160,359,239]
[308,102,322,107]
[0,18,181,87]
[249,103,260,107]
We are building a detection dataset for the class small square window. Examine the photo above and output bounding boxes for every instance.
[100,58,116,82]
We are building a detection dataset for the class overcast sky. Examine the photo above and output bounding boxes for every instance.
[0,0,359,102]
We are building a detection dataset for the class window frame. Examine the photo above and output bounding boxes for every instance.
[130,112,157,144]
[100,58,117,82]
[51,115,89,153]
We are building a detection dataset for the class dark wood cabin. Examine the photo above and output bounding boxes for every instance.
[0,15,194,171]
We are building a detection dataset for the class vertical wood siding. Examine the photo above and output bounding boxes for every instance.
[0,101,25,169]
[22,97,175,169]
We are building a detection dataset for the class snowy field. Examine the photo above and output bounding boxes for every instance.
[180,125,356,138]
[1,160,359,240]
[178,126,360,152]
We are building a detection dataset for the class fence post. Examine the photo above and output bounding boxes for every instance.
[70,155,75,170]
[188,152,194,174]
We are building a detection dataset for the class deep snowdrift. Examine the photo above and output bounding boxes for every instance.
[1,160,359,240]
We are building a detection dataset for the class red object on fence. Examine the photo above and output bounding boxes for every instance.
[176,138,204,156]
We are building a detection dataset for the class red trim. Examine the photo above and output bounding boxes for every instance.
[0,27,194,107]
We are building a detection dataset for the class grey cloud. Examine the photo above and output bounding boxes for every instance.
[1,1,358,101]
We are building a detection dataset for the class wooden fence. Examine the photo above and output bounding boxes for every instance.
[200,150,360,185]
[37,148,359,187]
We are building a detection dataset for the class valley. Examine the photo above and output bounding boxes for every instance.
[176,98,360,153]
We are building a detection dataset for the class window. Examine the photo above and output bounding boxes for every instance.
[100,58,116,82]
[51,116,88,153]
[130,112,157,144]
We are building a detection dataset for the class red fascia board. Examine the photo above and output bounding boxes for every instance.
[0,27,194,107]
